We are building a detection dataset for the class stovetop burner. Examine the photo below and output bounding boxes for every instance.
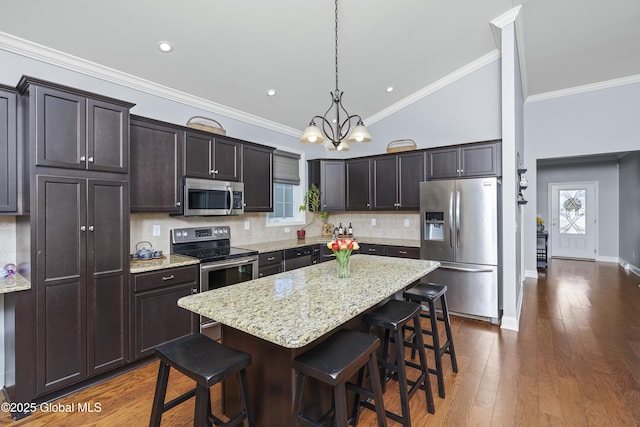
[170,226,257,263]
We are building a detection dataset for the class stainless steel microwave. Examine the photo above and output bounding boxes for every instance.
[182,178,244,216]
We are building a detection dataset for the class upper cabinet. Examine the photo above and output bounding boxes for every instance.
[184,130,242,182]
[18,77,133,174]
[428,141,501,179]
[0,86,17,213]
[308,159,345,211]
[242,143,274,212]
[347,151,425,211]
[130,116,184,213]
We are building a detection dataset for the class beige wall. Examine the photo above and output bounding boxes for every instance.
[0,217,16,267]
[130,211,421,253]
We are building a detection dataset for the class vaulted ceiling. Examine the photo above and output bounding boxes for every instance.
[1,0,638,136]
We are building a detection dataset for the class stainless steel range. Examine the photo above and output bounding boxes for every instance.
[171,226,258,340]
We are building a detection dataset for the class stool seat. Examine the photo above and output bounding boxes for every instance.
[150,333,255,427]
[363,299,421,330]
[403,282,458,399]
[155,333,251,388]
[293,329,379,386]
[292,329,387,427]
[404,283,447,302]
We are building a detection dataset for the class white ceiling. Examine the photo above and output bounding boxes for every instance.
[1,0,638,136]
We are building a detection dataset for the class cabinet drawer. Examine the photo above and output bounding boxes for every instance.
[387,246,420,259]
[132,265,198,293]
[259,251,282,267]
[359,244,387,256]
[259,264,282,278]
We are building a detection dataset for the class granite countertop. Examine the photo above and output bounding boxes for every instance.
[178,254,439,348]
[130,254,199,274]
[239,236,420,254]
[0,273,31,294]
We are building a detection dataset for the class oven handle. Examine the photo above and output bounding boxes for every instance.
[200,257,258,272]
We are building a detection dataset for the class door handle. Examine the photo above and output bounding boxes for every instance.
[88,225,94,232]
[456,190,461,248]
[448,192,454,248]
[227,186,233,215]
[439,265,494,273]
[200,257,258,272]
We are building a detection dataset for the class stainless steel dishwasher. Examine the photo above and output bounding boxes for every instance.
[283,246,312,271]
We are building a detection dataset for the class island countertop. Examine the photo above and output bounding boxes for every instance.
[178,254,440,348]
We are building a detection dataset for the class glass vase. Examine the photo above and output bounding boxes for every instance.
[336,255,351,279]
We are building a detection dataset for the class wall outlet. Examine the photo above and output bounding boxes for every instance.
[284,227,290,233]
[244,220,250,230]
[152,224,161,236]
[371,218,376,226]
[403,219,410,227]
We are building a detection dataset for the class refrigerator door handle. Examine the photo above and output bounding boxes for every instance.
[439,265,495,273]
[449,192,454,248]
[455,190,461,247]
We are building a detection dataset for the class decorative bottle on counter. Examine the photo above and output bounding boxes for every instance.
[338,223,344,236]
[347,223,353,237]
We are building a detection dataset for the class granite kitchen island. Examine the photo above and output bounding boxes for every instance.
[178,254,440,426]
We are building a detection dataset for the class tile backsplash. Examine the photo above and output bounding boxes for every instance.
[0,217,17,266]
[130,211,420,253]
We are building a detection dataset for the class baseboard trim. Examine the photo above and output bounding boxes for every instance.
[596,255,619,263]
[619,258,640,278]
[501,281,523,331]
[524,269,538,278]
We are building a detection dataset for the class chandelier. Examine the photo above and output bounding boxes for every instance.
[299,0,372,151]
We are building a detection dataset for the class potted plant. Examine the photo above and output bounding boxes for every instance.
[297,184,328,239]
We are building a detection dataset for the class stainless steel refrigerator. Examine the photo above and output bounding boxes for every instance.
[420,177,500,323]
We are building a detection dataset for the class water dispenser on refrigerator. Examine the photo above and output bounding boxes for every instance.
[424,212,445,241]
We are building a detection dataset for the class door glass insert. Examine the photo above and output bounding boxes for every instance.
[559,189,586,234]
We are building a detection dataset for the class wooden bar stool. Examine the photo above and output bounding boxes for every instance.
[404,282,458,398]
[362,299,435,427]
[292,329,387,427]
[149,333,255,427]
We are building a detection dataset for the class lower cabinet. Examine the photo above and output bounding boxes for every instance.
[131,265,199,360]
[258,251,283,278]
[386,246,420,259]
[359,243,387,256]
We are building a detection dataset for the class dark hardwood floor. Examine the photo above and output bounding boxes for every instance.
[2,259,639,426]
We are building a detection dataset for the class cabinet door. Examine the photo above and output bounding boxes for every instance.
[213,137,242,181]
[0,88,17,212]
[320,161,345,211]
[185,131,213,179]
[130,118,184,213]
[428,147,459,179]
[397,151,425,209]
[372,155,397,210]
[133,283,198,360]
[243,144,273,212]
[346,158,371,210]
[86,99,129,173]
[36,175,87,394]
[87,179,129,375]
[460,142,501,177]
[35,86,87,170]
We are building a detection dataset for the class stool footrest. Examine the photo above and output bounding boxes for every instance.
[163,388,196,412]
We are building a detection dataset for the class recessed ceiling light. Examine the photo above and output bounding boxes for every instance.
[157,41,173,53]
[386,86,394,93]
[267,89,277,96]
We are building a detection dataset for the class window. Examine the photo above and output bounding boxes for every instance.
[267,150,305,226]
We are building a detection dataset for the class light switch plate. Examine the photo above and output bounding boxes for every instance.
[371,218,376,226]
[244,220,250,230]
[152,224,161,236]
[284,227,290,233]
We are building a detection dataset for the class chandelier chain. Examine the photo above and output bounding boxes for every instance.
[335,0,339,93]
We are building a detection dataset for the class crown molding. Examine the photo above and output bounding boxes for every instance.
[365,50,501,125]
[526,74,640,103]
[0,31,301,138]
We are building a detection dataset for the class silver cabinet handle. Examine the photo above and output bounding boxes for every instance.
[88,156,94,163]
[80,225,86,232]
[267,256,276,261]
[210,170,216,174]
[162,275,175,281]
[80,156,86,162]
[88,225,94,232]
[176,201,181,207]
[399,250,407,254]
[191,288,198,294]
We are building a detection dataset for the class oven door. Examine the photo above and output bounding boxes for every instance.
[199,255,259,341]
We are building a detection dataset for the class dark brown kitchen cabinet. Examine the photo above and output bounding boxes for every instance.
[371,151,425,210]
[131,265,198,360]
[359,243,387,256]
[243,143,274,212]
[258,251,282,278]
[428,141,501,179]
[18,77,132,174]
[185,130,242,181]
[346,158,371,210]
[35,175,129,395]
[387,246,420,259]
[0,86,17,213]
[308,159,345,211]
[130,116,184,213]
